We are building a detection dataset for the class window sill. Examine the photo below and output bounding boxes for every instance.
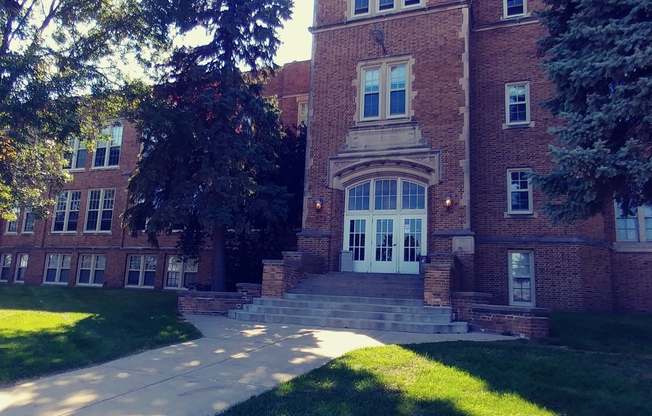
[51,232,78,235]
[163,287,189,291]
[503,121,534,130]
[3,232,18,236]
[504,212,537,218]
[90,166,120,171]
[42,282,68,285]
[612,242,652,252]
[76,283,103,287]
[83,231,112,235]
[66,168,85,173]
[12,281,25,284]
[125,285,155,289]
[502,12,532,21]
[21,232,34,235]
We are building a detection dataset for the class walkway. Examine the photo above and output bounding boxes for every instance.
[0,315,513,416]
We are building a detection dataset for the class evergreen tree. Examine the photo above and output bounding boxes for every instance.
[535,0,652,222]
[123,0,293,291]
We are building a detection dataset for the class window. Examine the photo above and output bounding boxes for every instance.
[5,206,19,233]
[85,189,115,232]
[64,138,87,170]
[507,169,533,214]
[359,60,410,122]
[348,182,371,211]
[1,254,11,281]
[346,180,426,212]
[298,101,308,126]
[14,254,27,283]
[504,0,526,17]
[615,204,652,242]
[165,256,198,289]
[22,209,35,233]
[52,191,81,232]
[508,251,535,306]
[94,124,123,168]
[505,82,530,126]
[77,254,106,285]
[352,0,422,17]
[44,254,71,284]
[126,255,157,287]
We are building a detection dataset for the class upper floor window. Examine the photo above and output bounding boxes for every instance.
[351,0,423,17]
[615,203,652,242]
[94,124,123,168]
[359,59,410,122]
[64,138,87,170]
[5,206,19,233]
[504,0,527,17]
[505,82,530,126]
[298,101,309,126]
[85,189,115,232]
[52,191,81,233]
[507,169,533,214]
[22,209,35,233]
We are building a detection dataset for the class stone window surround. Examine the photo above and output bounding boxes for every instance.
[503,0,529,19]
[354,55,415,125]
[504,81,532,128]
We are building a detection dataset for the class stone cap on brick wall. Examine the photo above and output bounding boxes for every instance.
[451,291,493,300]
[473,303,551,317]
[178,291,245,299]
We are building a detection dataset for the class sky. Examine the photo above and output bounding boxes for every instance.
[275,1,315,65]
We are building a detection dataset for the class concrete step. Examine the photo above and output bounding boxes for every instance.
[228,310,468,334]
[242,304,453,324]
[252,297,451,315]
[283,293,425,306]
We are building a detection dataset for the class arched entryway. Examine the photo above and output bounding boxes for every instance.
[343,178,427,274]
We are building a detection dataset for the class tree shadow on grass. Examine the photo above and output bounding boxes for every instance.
[403,341,652,416]
[219,361,468,416]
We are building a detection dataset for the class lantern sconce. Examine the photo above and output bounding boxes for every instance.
[315,197,324,211]
[444,193,453,209]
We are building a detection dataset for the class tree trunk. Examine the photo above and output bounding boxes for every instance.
[211,225,228,292]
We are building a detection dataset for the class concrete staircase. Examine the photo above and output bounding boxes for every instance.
[228,273,468,334]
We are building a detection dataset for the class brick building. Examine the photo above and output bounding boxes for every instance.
[0,61,310,291]
[294,0,650,314]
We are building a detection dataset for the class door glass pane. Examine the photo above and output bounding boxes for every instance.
[375,219,393,262]
[375,180,397,210]
[403,219,422,262]
[348,219,366,261]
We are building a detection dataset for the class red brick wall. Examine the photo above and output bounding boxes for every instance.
[612,253,652,313]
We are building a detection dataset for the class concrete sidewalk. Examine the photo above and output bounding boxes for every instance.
[0,315,514,416]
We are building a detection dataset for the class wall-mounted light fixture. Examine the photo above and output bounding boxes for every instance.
[444,193,453,209]
[315,197,324,211]
[371,28,387,55]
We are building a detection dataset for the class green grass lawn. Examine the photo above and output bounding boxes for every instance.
[219,312,652,416]
[0,285,201,387]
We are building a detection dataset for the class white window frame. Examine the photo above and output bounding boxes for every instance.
[43,254,71,285]
[350,0,423,18]
[22,209,35,233]
[614,203,652,242]
[298,100,309,126]
[507,169,533,214]
[503,0,527,18]
[0,253,11,282]
[5,206,19,234]
[358,58,411,123]
[93,123,123,169]
[52,191,82,233]
[125,255,157,288]
[164,256,198,289]
[505,82,531,126]
[14,253,28,283]
[77,254,106,286]
[508,250,535,307]
[64,138,87,171]
[84,189,115,233]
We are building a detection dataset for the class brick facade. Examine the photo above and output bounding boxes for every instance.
[0,63,309,291]
[296,0,652,315]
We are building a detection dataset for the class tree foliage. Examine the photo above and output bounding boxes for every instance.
[0,0,169,220]
[535,0,652,222]
[123,0,293,291]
